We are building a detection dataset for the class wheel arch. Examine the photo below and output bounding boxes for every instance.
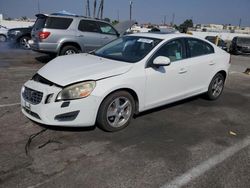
[59,41,82,54]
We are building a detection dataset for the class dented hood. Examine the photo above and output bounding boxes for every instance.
[38,53,132,86]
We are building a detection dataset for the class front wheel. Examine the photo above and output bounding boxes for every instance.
[205,73,225,100]
[19,36,31,49]
[0,34,7,42]
[96,91,135,132]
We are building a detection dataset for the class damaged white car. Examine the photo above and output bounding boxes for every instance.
[21,33,230,132]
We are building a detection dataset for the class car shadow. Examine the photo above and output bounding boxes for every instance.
[33,121,96,132]
[35,54,55,64]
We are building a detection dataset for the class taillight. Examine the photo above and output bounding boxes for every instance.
[38,31,50,40]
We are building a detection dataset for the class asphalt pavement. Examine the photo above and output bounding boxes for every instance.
[0,44,250,188]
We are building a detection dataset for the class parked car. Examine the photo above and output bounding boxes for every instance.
[0,25,8,42]
[205,36,228,51]
[230,36,250,55]
[30,13,136,56]
[21,33,230,132]
[7,26,32,49]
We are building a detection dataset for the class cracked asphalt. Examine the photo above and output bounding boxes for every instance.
[0,44,250,188]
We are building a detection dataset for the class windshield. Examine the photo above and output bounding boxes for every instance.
[237,37,250,45]
[94,36,162,63]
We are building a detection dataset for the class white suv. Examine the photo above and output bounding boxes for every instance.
[21,33,230,132]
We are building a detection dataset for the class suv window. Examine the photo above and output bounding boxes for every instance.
[150,39,185,63]
[78,20,100,33]
[187,38,214,57]
[98,22,117,35]
[33,18,46,30]
[45,17,73,29]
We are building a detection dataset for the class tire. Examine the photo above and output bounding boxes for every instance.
[96,91,135,132]
[0,34,7,42]
[60,45,80,56]
[19,36,31,49]
[205,73,225,100]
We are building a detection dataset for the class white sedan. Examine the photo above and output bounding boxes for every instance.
[21,33,230,132]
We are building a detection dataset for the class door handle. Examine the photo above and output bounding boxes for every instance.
[77,35,84,37]
[179,68,187,74]
[209,61,215,65]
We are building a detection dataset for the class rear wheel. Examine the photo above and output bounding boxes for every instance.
[0,34,7,42]
[19,36,31,49]
[205,73,225,100]
[97,91,135,132]
[60,45,80,56]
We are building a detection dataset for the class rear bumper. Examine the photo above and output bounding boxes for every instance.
[30,41,58,54]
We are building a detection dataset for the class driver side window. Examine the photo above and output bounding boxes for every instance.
[149,39,185,66]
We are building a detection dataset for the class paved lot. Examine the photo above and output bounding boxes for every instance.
[0,44,250,188]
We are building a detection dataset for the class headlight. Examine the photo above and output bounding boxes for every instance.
[56,81,96,101]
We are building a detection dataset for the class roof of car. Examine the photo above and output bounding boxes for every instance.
[36,13,109,23]
[129,32,195,40]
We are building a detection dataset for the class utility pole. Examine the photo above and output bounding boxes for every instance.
[117,10,120,21]
[171,13,175,26]
[97,0,104,19]
[37,0,40,13]
[101,0,104,19]
[163,15,166,25]
[239,18,242,28]
[93,0,97,18]
[129,1,133,20]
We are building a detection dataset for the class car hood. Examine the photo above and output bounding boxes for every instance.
[38,54,133,86]
[114,20,137,36]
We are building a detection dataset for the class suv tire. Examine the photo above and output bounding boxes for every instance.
[97,91,135,132]
[60,45,80,56]
[19,36,31,49]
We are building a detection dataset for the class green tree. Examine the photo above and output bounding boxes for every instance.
[111,20,119,25]
[178,19,193,33]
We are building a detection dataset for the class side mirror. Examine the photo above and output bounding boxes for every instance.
[153,56,171,67]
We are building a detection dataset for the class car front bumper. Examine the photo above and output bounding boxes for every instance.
[21,80,100,127]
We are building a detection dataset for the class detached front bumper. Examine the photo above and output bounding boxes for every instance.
[21,80,100,127]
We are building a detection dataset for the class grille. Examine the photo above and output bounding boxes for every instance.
[23,87,43,105]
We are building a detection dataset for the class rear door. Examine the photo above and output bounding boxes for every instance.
[183,37,216,93]
[77,20,103,52]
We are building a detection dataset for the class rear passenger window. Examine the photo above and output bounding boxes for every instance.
[98,22,117,35]
[45,17,73,29]
[78,20,100,33]
[187,38,214,57]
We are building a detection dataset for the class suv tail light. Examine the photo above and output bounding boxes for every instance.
[38,31,50,40]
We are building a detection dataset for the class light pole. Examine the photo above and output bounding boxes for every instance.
[129,1,133,20]
[37,0,40,13]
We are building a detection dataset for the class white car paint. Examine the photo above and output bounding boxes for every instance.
[21,33,230,127]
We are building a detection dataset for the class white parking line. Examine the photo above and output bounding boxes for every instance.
[0,103,20,108]
[160,136,250,188]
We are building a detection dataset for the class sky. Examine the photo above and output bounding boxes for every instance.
[0,0,250,26]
